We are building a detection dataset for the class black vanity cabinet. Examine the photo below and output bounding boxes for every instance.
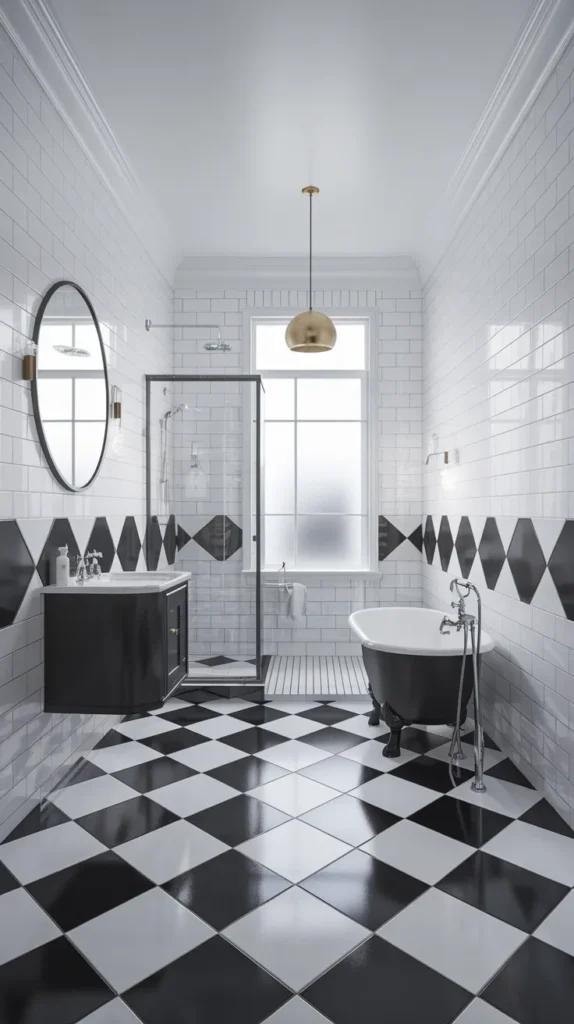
[43,582,189,714]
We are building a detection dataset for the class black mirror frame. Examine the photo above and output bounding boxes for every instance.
[31,280,110,493]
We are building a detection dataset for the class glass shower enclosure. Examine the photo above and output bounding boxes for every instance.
[146,375,263,686]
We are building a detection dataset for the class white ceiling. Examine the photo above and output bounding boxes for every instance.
[48,0,533,262]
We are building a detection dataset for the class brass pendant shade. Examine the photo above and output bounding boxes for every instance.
[285,186,336,353]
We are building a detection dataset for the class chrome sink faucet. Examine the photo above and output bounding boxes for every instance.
[86,551,103,578]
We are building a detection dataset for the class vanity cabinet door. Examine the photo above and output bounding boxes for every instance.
[165,585,188,693]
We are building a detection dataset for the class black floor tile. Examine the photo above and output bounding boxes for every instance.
[300,727,365,754]
[298,755,382,792]
[300,794,399,846]
[0,862,18,895]
[437,850,569,934]
[303,935,471,1024]
[123,934,291,1024]
[482,937,574,1024]
[161,704,221,726]
[27,851,154,931]
[520,799,574,838]
[297,705,357,726]
[207,756,289,792]
[76,796,178,847]
[409,795,512,847]
[223,727,288,755]
[94,729,131,749]
[198,655,235,667]
[1,801,69,843]
[163,849,291,930]
[188,794,290,846]
[388,727,448,755]
[463,729,500,751]
[300,849,427,930]
[485,758,534,789]
[52,758,106,789]
[177,688,218,704]
[391,755,473,793]
[230,705,288,725]
[140,727,209,755]
[112,757,197,794]
[0,936,114,1024]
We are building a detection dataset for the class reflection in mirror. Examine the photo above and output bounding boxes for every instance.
[33,282,109,491]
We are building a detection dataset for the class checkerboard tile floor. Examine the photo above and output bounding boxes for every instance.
[1,693,574,1024]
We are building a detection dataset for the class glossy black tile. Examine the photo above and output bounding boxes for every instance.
[301,794,399,846]
[145,516,163,571]
[303,936,470,1024]
[478,517,506,590]
[520,799,574,838]
[176,522,192,551]
[482,938,574,1024]
[455,516,476,580]
[123,935,290,1024]
[485,757,534,789]
[548,520,574,621]
[116,516,142,572]
[112,757,197,794]
[297,704,356,726]
[230,704,288,725]
[140,727,209,755]
[437,850,569,934]
[53,758,106,789]
[506,518,546,604]
[0,936,113,1024]
[378,516,406,561]
[298,754,382,792]
[27,850,153,931]
[36,518,81,587]
[0,861,18,895]
[94,728,131,749]
[391,755,473,793]
[161,704,220,726]
[164,849,291,930]
[197,655,234,667]
[163,514,177,566]
[206,756,289,792]
[301,849,427,930]
[192,515,243,561]
[223,726,288,755]
[76,796,178,848]
[461,729,500,751]
[2,801,69,843]
[423,516,436,565]
[85,517,115,572]
[389,727,447,755]
[437,516,454,572]
[188,794,290,846]
[0,520,36,627]
[408,523,423,552]
[409,794,512,847]
[301,727,365,754]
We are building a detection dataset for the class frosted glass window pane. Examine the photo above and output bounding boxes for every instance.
[255,322,365,370]
[263,379,294,419]
[37,379,72,420]
[264,516,295,568]
[298,379,361,420]
[264,422,294,513]
[75,378,107,420]
[74,421,106,487]
[43,422,72,483]
[297,422,362,513]
[297,516,364,570]
[37,325,72,369]
[74,324,106,368]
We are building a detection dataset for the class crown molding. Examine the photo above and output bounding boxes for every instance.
[420,0,574,284]
[0,0,178,285]
[175,254,421,291]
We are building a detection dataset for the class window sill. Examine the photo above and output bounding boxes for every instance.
[242,569,382,580]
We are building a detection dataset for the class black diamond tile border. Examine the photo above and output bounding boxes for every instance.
[117,516,142,571]
[455,516,476,580]
[423,516,436,564]
[437,516,454,572]
[378,516,406,561]
[164,514,177,566]
[0,520,36,628]
[548,520,574,621]
[506,518,546,604]
[192,514,242,561]
[85,516,115,572]
[145,515,163,571]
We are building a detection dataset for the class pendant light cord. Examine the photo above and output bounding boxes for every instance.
[309,190,313,311]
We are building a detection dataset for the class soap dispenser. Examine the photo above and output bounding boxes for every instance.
[55,545,70,586]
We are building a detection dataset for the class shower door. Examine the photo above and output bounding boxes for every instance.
[146,375,263,686]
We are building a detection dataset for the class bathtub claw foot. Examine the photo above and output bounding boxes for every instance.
[381,702,403,758]
[367,685,381,726]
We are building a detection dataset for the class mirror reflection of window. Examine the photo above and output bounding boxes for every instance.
[35,284,108,490]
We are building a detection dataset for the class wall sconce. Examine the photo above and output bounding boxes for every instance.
[110,385,122,420]
[21,344,37,381]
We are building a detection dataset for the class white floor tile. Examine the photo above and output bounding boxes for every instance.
[351,774,440,817]
[238,819,352,883]
[114,717,180,740]
[484,820,574,887]
[77,999,142,1023]
[265,702,321,715]
[169,740,248,772]
[255,740,332,772]
[340,740,418,772]
[84,742,163,774]
[450,778,542,819]
[427,741,506,771]
[260,996,332,1024]
[70,888,214,992]
[361,819,474,885]
[0,822,106,884]
[0,889,60,965]
[48,775,137,820]
[329,702,372,715]
[259,717,327,740]
[534,890,574,956]
[200,699,256,714]
[223,886,369,991]
[147,774,238,817]
[186,716,253,740]
[452,998,518,1023]
[115,820,228,884]
[378,888,526,993]
[249,775,339,817]
[334,716,391,740]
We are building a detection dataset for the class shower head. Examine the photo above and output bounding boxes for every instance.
[163,403,188,420]
[204,340,232,352]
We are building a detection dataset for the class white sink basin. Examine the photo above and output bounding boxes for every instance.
[42,570,191,595]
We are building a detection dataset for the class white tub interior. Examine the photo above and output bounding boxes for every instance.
[349,606,494,657]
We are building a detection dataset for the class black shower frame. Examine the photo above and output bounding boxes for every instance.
[145,374,263,686]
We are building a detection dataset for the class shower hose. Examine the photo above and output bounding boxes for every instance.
[448,593,486,793]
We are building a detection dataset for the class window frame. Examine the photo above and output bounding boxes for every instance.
[243,309,380,577]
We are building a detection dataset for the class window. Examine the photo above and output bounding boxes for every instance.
[247,316,375,573]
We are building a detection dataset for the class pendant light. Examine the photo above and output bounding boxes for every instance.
[285,186,337,352]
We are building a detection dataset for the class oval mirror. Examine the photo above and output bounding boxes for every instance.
[32,281,110,492]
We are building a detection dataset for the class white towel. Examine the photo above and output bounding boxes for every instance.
[289,582,307,620]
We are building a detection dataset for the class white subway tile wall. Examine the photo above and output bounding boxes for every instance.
[423,37,574,828]
[0,25,173,839]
